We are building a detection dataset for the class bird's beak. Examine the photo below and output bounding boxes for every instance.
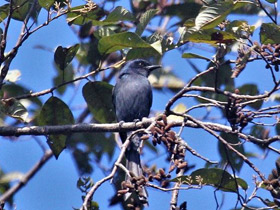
[146,65,161,72]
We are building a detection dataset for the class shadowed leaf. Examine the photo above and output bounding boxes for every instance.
[260,23,280,44]
[37,97,74,158]
[82,81,116,123]
[54,44,80,70]
[0,99,28,122]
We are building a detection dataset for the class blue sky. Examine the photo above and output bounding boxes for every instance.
[0,0,279,210]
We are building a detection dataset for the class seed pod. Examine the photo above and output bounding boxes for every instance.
[152,138,157,146]
[268,174,274,181]
[131,177,137,184]
[169,164,176,173]
[263,180,271,185]
[161,180,170,188]
[161,136,167,144]
[121,181,127,189]
[159,168,165,177]
[162,114,167,125]
[117,189,128,195]
[140,135,149,141]
[127,204,134,208]
[271,179,279,187]
[272,169,278,178]
[156,121,165,127]
[125,183,135,189]
[179,152,186,157]
[138,192,145,198]
[166,174,171,179]
[261,51,269,56]
[148,175,154,182]
[166,136,174,143]
[155,126,163,134]
[153,174,162,181]
[137,179,145,186]
[164,123,173,131]
[178,162,188,169]
[129,171,136,178]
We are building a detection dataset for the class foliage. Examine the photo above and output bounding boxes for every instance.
[0,0,280,210]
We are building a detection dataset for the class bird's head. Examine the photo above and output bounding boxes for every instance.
[120,59,161,77]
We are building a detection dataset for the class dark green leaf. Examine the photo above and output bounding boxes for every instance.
[0,99,28,122]
[98,32,160,54]
[238,84,263,110]
[37,96,74,158]
[11,0,41,21]
[82,81,115,123]
[162,1,201,20]
[265,0,277,3]
[276,123,280,135]
[53,63,74,94]
[182,53,211,61]
[54,44,80,70]
[38,0,55,10]
[219,132,244,172]
[2,84,42,107]
[260,23,280,44]
[135,9,158,36]
[171,168,248,192]
[195,1,233,30]
[0,4,9,23]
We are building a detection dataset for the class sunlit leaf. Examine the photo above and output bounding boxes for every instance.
[135,9,158,36]
[38,0,55,10]
[171,168,248,192]
[0,99,28,122]
[67,5,103,25]
[184,28,236,44]
[37,97,74,158]
[98,32,160,54]
[82,81,115,123]
[182,53,211,61]
[0,4,9,23]
[167,103,187,122]
[195,1,233,30]
[260,23,280,44]
[5,70,21,83]
[54,44,80,70]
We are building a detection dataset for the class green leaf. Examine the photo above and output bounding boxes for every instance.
[0,99,28,122]
[126,40,162,60]
[38,0,55,10]
[37,97,74,158]
[53,63,74,94]
[276,123,280,136]
[82,81,116,123]
[93,27,116,39]
[184,28,236,44]
[260,23,280,44]
[195,1,233,30]
[135,9,158,36]
[162,1,201,20]
[98,32,158,54]
[171,168,248,192]
[104,6,135,22]
[0,4,9,23]
[2,84,42,107]
[11,0,41,21]
[182,53,211,61]
[265,0,277,3]
[219,132,244,172]
[238,84,263,110]
[67,5,103,25]
[54,44,80,70]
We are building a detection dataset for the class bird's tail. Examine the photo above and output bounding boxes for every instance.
[124,133,148,204]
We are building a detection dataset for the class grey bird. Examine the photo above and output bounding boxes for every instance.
[112,59,161,203]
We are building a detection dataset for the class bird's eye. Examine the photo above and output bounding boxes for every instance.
[138,62,143,66]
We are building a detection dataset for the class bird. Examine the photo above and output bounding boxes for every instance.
[112,59,161,203]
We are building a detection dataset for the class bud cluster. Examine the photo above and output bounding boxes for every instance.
[260,44,280,72]
[225,92,253,131]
